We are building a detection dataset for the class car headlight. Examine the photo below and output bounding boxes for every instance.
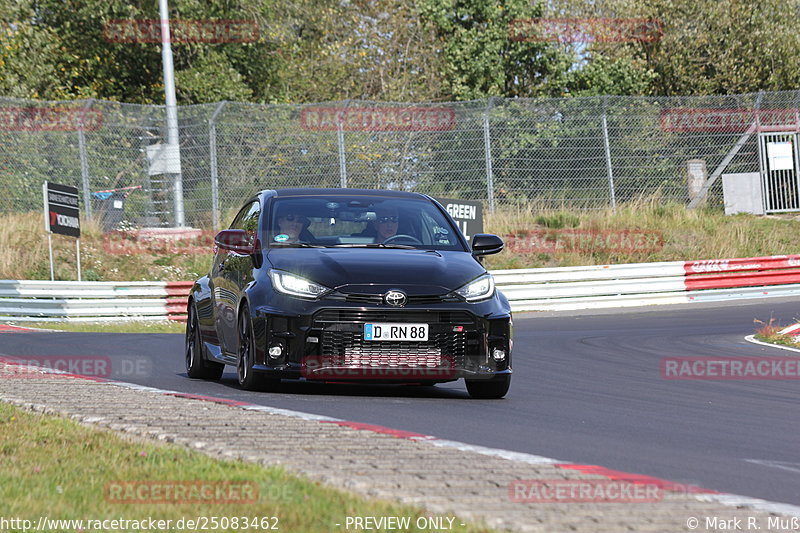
[269,270,331,299]
[455,273,495,302]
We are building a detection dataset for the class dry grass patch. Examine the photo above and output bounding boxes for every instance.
[2,201,800,280]
[483,198,800,270]
[0,212,209,281]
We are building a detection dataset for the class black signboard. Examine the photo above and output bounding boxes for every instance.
[43,181,80,238]
[435,197,483,242]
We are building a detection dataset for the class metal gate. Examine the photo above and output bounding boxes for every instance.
[759,132,800,213]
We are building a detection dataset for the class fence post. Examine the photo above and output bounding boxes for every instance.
[337,102,349,188]
[687,91,764,209]
[337,123,348,188]
[483,98,496,213]
[208,101,227,232]
[602,96,617,209]
[77,98,96,220]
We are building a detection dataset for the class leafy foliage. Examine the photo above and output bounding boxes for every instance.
[548,0,800,96]
[416,0,573,99]
[3,0,798,102]
[0,0,446,103]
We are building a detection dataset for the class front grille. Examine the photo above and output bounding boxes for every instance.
[320,330,465,368]
[314,309,474,324]
[328,293,460,305]
[311,309,477,370]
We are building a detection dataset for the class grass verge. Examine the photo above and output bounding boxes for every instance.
[3,198,800,280]
[753,319,800,350]
[1,321,186,334]
[0,402,493,533]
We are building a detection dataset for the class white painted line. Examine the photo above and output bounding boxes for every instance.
[745,459,800,475]
[239,404,341,422]
[744,335,800,354]
[427,438,565,465]
[0,323,67,332]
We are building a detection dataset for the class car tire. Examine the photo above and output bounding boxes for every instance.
[185,302,224,380]
[237,306,279,392]
[465,374,511,399]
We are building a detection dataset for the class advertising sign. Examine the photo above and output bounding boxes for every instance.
[43,181,81,238]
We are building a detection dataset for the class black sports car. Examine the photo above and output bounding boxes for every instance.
[186,188,513,398]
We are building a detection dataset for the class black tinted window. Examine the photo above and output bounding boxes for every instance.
[265,196,466,250]
[230,201,260,232]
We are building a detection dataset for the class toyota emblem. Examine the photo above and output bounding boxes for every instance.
[384,290,407,307]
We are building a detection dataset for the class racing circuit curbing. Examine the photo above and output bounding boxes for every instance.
[0,348,798,532]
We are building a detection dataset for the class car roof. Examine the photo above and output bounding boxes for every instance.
[264,188,428,200]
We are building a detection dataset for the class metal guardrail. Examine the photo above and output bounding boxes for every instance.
[493,262,688,311]
[1,255,799,320]
[495,255,800,311]
[0,280,191,321]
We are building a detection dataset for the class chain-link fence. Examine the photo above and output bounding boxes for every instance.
[2,90,799,230]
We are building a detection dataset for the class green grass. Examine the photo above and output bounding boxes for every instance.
[0,402,493,533]
[2,321,186,334]
[753,319,800,350]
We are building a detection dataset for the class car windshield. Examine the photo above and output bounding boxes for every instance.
[264,195,467,251]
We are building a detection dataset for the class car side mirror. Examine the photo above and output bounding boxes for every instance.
[214,229,259,255]
[471,234,504,256]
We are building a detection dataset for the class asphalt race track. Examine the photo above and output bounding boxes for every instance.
[2,297,799,507]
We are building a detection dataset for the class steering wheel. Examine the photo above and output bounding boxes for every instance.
[382,234,422,245]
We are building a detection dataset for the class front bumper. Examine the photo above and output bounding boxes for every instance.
[250,299,512,383]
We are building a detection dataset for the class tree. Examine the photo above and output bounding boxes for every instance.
[547,0,800,96]
[416,0,574,100]
[0,0,444,104]
[563,55,656,96]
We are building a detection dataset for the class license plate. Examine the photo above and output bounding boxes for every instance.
[364,323,429,341]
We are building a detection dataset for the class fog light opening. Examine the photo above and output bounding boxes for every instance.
[268,344,284,360]
[492,348,506,362]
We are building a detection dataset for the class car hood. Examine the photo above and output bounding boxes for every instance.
[266,248,486,294]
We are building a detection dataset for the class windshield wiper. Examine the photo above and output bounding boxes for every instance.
[270,242,326,248]
[329,243,416,249]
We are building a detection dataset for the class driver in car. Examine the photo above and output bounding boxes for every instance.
[375,207,400,243]
[367,206,399,243]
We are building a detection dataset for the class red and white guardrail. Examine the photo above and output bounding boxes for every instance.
[1,254,800,320]
[0,280,191,322]
[495,254,800,311]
